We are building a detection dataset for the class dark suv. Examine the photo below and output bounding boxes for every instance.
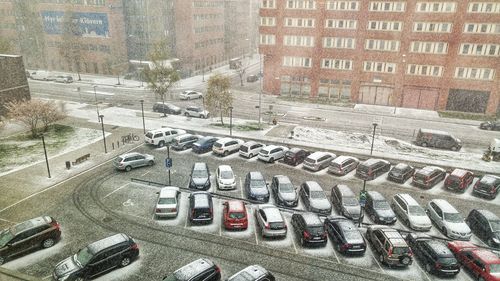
[356,159,390,180]
[291,212,327,247]
[189,192,214,224]
[53,233,139,281]
[283,148,309,166]
[367,226,413,267]
[189,162,211,190]
[365,191,396,225]
[412,166,446,189]
[473,174,500,199]
[153,102,182,115]
[244,171,270,203]
[270,175,298,207]
[324,216,366,255]
[192,136,219,154]
[387,163,415,183]
[0,216,61,265]
[163,258,221,281]
[405,233,460,276]
[466,209,500,248]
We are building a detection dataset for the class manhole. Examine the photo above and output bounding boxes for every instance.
[102,217,113,223]
[303,116,326,121]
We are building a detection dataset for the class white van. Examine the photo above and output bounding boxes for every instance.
[30,70,54,81]
[144,128,186,147]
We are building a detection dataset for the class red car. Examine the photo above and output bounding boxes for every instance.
[448,241,500,281]
[223,200,248,230]
[445,169,474,192]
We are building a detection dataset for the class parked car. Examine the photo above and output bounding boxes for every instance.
[365,191,397,225]
[258,145,288,163]
[445,168,474,192]
[466,209,500,248]
[189,162,211,190]
[412,166,446,189]
[29,70,53,81]
[356,159,391,181]
[53,233,139,281]
[55,75,73,83]
[473,174,500,200]
[328,155,359,176]
[302,151,336,172]
[246,74,259,82]
[144,128,186,147]
[270,175,298,207]
[155,186,181,218]
[216,165,236,190]
[184,105,209,118]
[426,199,471,240]
[255,205,287,238]
[447,241,500,281]
[153,102,182,115]
[188,192,214,224]
[291,212,327,247]
[113,152,155,171]
[162,258,221,281]
[180,90,203,100]
[415,128,462,151]
[213,137,244,156]
[239,141,264,158]
[244,171,270,202]
[283,148,310,166]
[223,200,248,231]
[192,136,219,154]
[171,133,200,150]
[0,216,61,265]
[405,233,460,276]
[227,265,275,281]
[324,216,366,255]
[366,225,413,267]
[391,193,431,231]
[387,163,415,183]
[480,120,500,131]
[299,181,331,215]
[330,184,362,223]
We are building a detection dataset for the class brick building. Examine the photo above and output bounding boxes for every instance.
[259,0,500,115]
[0,55,30,117]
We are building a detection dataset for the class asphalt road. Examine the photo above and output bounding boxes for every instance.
[1,144,498,280]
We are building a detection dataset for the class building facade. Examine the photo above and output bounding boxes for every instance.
[259,0,500,115]
[0,55,30,117]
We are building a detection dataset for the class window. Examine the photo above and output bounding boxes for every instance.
[325,19,357,29]
[260,34,276,45]
[459,44,500,57]
[321,59,353,70]
[326,1,360,11]
[363,61,397,73]
[467,2,500,13]
[369,1,406,12]
[463,23,500,34]
[323,37,355,49]
[365,39,400,52]
[261,0,276,8]
[416,2,456,13]
[410,42,448,54]
[286,0,317,9]
[413,22,452,33]
[283,56,312,68]
[367,21,402,31]
[284,18,315,28]
[260,17,276,26]
[284,35,315,47]
[454,67,495,81]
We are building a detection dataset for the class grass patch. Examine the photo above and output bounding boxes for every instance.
[277,96,354,107]
[211,122,262,131]
[438,111,497,122]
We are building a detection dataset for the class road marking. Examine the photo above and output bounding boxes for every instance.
[42,275,52,280]
[0,217,17,224]
[240,177,244,198]
[331,243,340,263]
[415,261,433,281]
[114,210,149,220]
[141,170,151,177]
[103,182,130,199]
[85,90,115,96]
[369,248,386,274]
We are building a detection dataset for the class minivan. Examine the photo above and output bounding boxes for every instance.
[356,159,391,181]
[303,152,336,172]
[328,155,359,176]
[415,129,462,151]
[188,192,214,224]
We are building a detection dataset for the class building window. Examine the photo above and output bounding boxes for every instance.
[467,2,500,13]
[407,64,443,76]
[260,34,276,45]
[369,1,406,12]
[280,76,311,97]
[326,1,360,11]
[286,0,317,9]
[323,37,355,49]
[463,23,500,34]
[260,17,276,26]
[363,61,396,73]
[283,56,312,68]
[318,79,351,101]
[459,43,500,57]
[321,59,353,70]
[455,67,495,80]
[261,0,276,8]
[413,22,452,33]
[325,19,357,29]
[283,35,315,47]
[284,18,315,28]
[416,2,456,13]
[367,21,402,31]
[410,41,448,54]
[365,39,400,52]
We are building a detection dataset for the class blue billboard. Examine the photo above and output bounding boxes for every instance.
[41,11,110,38]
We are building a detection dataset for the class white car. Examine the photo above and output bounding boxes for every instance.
[184,106,210,119]
[212,137,244,156]
[216,165,236,190]
[258,145,288,163]
[239,141,265,158]
[180,90,203,100]
[144,128,186,147]
[391,193,431,231]
[426,199,471,240]
[155,186,181,218]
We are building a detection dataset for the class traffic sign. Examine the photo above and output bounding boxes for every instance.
[359,191,367,207]
[165,158,172,169]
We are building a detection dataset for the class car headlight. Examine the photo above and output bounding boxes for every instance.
[492,237,500,244]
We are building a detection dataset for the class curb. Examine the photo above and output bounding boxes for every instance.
[0,268,42,281]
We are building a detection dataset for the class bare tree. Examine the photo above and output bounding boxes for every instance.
[6,99,66,137]
[59,11,82,81]
[205,74,233,125]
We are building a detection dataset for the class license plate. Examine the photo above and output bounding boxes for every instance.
[313,237,321,240]
[352,245,360,249]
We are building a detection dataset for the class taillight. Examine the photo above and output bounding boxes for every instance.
[131,243,138,250]
[303,231,311,240]
[209,208,213,216]
[265,223,270,229]
[215,265,221,273]
[408,248,413,257]
[435,262,442,269]
[51,221,60,230]
[341,243,352,251]
[368,170,373,176]
[388,246,393,257]
[490,189,496,194]
[191,209,195,217]
[322,232,327,239]
[170,208,177,212]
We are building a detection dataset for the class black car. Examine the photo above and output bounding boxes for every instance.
[299,181,332,215]
[227,265,275,281]
[53,233,139,281]
[405,233,460,276]
[387,163,415,183]
[153,102,182,115]
[244,171,270,203]
[283,148,310,166]
[270,175,298,207]
[330,184,362,223]
[356,159,391,181]
[192,136,219,154]
[189,192,214,224]
[473,174,500,199]
[480,121,500,131]
[466,209,500,248]
[0,216,61,265]
[324,216,366,255]
[189,162,211,190]
[163,258,221,281]
[365,191,397,225]
[291,212,327,247]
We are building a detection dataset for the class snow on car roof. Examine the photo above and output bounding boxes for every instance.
[260,206,283,222]
[333,155,356,163]
[88,233,129,254]
[159,186,179,197]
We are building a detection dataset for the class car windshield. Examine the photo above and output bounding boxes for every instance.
[250,179,266,188]
[490,264,500,274]
[145,132,153,138]
[75,247,93,266]
[279,183,294,193]
[192,169,208,178]
[343,197,358,206]
[490,220,500,232]
[438,257,457,265]
[374,201,390,209]
[221,171,233,179]
[444,212,463,223]
[310,191,325,199]
[0,229,14,247]
[229,212,245,219]
[408,205,426,216]
[260,149,269,155]
[213,142,222,148]
[158,198,176,205]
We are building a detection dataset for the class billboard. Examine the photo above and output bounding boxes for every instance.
[41,11,110,38]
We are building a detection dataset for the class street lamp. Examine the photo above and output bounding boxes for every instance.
[229,106,234,136]
[99,115,107,153]
[93,85,100,122]
[140,99,145,134]
[370,122,378,155]
[40,133,51,178]
[258,54,263,130]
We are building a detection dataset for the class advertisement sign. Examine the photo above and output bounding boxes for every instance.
[41,11,110,38]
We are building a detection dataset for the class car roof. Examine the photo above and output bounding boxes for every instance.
[307,151,329,160]
[11,216,52,234]
[333,155,356,163]
[335,184,355,196]
[262,145,280,150]
[481,175,500,183]
[260,206,283,222]
[191,192,211,207]
[424,240,454,257]
[193,162,208,170]
[474,209,500,221]
[217,137,235,144]
[218,165,233,172]
[159,186,180,197]
[379,229,407,246]
[420,128,451,135]
[305,181,323,191]
[274,175,291,184]
[367,191,385,201]
[226,200,245,212]
[301,212,322,226]
[232,265,268,279]
[394,163,410,169]
[395,193,419,206]
[242,141,258,146]
[431,199,458,213]
[148,127,173,133]
[119,152,142,158]
[175,258,215,278]
[450,168,469,177]
[88,233,129,254]
[249,171,264,180]
[288,147,303,153]
[363,158,388,165]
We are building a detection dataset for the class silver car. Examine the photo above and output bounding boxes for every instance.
[179,90,203,100]
[113,152,155,171]
[392,193,431,231]
[255,205,287,238]
[155,186,180,218]
[299,181,332,215]
[426,199,471,240]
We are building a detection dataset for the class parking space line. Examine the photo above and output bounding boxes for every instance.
[240,177,244,199]
[331,244,340,263]
[185,216,189,228]
[368,249,386,274]
[414,261,432,281]
[141,170,151,177]
[42,275,52,280]
[103,182,130,199]
[0,217,17,223]
[114,210,150,221]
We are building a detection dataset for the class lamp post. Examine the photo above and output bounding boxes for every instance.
[93,85,100,122]
[258,54,263,130]
[229,106,234,136]
[99,115,107,153]
[40,134,51,178]
[140,99,145,134]
[370,122,378,155]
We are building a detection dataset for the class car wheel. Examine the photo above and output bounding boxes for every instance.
[442,227,448,236]
[270,158,274,163]
[248,153,253,158]
[125,166,132,172]
[224,150,229,156]
[120,256,131,267]
[148,160,154,166]
[158,141,165,148]
[42,238,55,248]
[0,256,5,265]
[421,142,428,147]
[184,112,189,116]
[425,263,432,273]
